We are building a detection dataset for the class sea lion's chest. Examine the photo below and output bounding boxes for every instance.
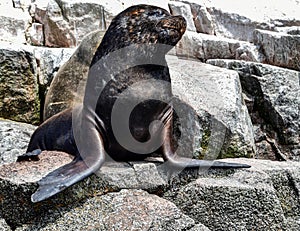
[96,64,172,158]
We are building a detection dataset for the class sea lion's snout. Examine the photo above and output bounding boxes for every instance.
[159,15,186,36]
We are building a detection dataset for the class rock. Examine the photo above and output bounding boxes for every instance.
[207,59,300,160]
[43,30,103,120]
[164,158,300,230]
[30,0,170,48]
[27,22,44,46]
[168,56,255,158]
[32,0,75,47]
[0,0,31,44]
[0,218,11,231]
[253,29,300,70]
[0,42,73,124]
[0,119,36,165]
[15,189,207,231]
[176,31,261,62]
[29,46,74,87]
[0,151,177,229]
[2,154,300,230]
[0,42,40,124]
[174,0,300,42]
[189,2,215,35]
[169,1,197,32]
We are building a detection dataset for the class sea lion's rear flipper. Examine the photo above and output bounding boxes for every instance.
[165,157,251,169]
[31,158,95,202]
[161,111,251,169]
[17,149,42,161]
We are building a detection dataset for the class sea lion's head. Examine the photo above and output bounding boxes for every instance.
[94,5,186,60]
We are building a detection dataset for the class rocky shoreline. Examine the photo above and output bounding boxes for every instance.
[0,0,299,230]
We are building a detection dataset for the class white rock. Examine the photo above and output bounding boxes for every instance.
[169,1,196,32]
[253,29,300,70]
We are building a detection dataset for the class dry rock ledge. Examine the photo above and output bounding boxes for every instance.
[0,152,299,230]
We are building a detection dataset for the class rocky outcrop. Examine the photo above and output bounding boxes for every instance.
[20,0,169,47]
[1,1,300,229]
[178,0,300,42]
[207,59,300,160]
[0,153,299,230]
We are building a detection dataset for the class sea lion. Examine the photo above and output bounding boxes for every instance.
[18,4,250,203]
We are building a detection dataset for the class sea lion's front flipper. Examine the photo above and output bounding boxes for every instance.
[17,149,42,161]
[32,158,97,202]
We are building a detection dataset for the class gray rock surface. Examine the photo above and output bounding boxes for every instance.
[253,29,300,70]
[28,46,74,86]
[16,189,208,231]
[0,42,40,124]
[0,119,36,165]
[164,158,300,230]
[1,154,300,230]
[207,59,300,160]
[168,56,255,158]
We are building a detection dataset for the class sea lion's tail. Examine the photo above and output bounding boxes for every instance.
[31,158,95,203]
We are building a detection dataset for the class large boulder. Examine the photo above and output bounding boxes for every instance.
[207,59,300,160]
[168,56,255,158]
[0,42,74,124]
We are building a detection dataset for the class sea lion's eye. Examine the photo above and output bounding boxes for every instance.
[147,10,162,17]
